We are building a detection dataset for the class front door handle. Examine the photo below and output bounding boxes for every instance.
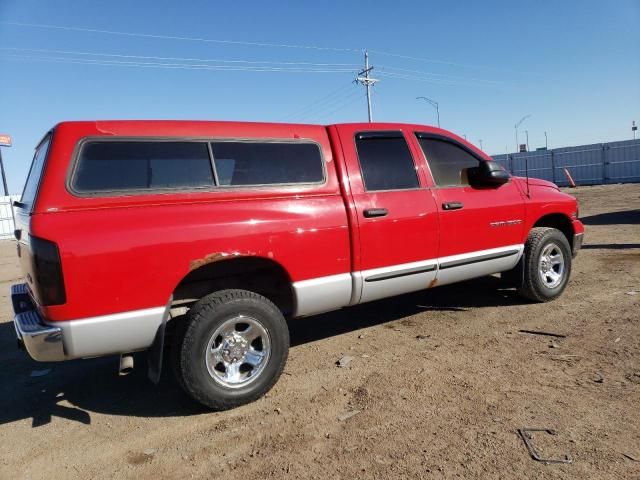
[442,201,464,211]
[363,208,388,218]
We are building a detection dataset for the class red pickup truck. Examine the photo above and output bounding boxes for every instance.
[11,120,584,409]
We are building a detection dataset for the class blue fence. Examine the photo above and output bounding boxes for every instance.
[491,139,640,186]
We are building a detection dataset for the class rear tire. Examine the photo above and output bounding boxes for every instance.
[172,289,289,410]
[517,227,572,302]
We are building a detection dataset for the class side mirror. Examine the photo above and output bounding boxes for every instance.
[468,161,510,186]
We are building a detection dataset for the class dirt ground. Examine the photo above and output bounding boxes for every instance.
[0,183,638,479]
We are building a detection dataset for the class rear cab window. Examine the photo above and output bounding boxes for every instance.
[70,139,325,195]
[71,141,214,193]
[210,141,324,186]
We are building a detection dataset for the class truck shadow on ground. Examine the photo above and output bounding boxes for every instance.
[0,275,525,427]
[582,243,640,250]
[580,209,639,225]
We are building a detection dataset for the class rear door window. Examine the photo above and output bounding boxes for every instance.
[354,132,420,191]
[72,141,213,193]
[20,135,52,207]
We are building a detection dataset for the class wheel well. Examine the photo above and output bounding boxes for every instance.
[532,214,574,248]
[172,257,294,316]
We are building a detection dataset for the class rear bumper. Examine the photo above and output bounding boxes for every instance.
[12,284,65,362]
[12,283,166,362]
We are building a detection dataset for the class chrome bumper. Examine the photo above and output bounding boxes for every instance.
[12,283,167,361]
[11,283,66,362]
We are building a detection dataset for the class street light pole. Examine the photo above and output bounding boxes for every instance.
[514,114,531,151]
[525,130,529,152]
[0,141,15,231]
[416,96,440,127]
[479,139,483,150]
[0,149,8,196]
[544,131,548,149]
[0,134,12,197]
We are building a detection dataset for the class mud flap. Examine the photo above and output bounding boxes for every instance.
[147,296,172,384]
[514,252,525,288]
[500,252,525,288]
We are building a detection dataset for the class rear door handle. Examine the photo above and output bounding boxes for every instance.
[363,208,388,218]
[442,201,464,211]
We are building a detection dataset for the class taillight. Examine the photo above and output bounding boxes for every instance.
[30,236,66,306]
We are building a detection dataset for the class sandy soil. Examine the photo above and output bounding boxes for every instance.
[0,183,638,479]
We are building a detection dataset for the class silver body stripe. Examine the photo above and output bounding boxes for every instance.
[292,244,524,317]
[435,244,523,287]
[50,307,165,359]
[48,245,524,356]
[292,273,352,317]
[349,271,364,306]
[359,259,438,304]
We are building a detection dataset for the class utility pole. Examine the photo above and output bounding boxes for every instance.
[356,50,378,122]
[544,131,548,149]
[416,96,440,127]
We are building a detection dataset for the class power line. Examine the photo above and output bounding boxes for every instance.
[0,50,503,90]
[0,21,361,53]
[281,83,353,119]
[377,72,461,86]
[379,65,502,86]
[370,48,526,75]
[1,48,365,121]
[294,88,362,122]
[0,23,511,98]
[0,47,498,85]
[1,21,519,77]
[377,72,499,88]
[0,47,360,68]
[281,83,355,121]
[371,49,491,69]
[315,93,367,123]
[0,53,355,73]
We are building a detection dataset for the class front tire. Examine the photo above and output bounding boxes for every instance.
[172,289,289,410]
[518,227,572,302]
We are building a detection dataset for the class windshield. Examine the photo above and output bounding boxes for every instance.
[20,134,51,209]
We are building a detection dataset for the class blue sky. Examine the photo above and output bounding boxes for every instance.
[0,0,638,194]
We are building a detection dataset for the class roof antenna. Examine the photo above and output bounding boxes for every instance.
[514,114,532,198]
[525,153,531,198]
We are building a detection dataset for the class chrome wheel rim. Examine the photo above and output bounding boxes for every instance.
[205,315,271,389]
[538,243,565,289]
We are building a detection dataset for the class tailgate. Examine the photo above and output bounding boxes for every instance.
[13,133,63,307]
